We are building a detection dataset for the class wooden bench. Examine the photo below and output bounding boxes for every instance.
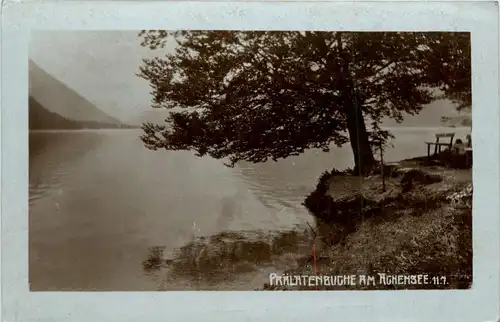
[425,133,455,159]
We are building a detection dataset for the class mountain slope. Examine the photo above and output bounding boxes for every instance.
[29,96,139,130]
[29,96,82,130]
[29,60,122,124]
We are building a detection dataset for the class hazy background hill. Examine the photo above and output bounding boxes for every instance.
[440,114,472,127]
[381,99,471,128]
[29,96,82,130]
[29,96,138,130]
[29,60,138,130]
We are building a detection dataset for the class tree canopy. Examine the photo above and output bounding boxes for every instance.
[419,32,471,111]
[137,31,471,173]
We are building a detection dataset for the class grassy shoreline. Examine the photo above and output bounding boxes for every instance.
[143,154,473,291]
[263,155,473,290]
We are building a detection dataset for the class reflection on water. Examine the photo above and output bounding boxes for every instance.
[29,127,471,291]
[144,229,314,291]
[29,130,317,291]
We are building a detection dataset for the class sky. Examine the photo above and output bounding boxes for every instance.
[29,30,175,123]
[29,30,467,126]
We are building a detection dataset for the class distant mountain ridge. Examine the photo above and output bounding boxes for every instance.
[441,115,472,127]
[381,99,468,128]
[29,60,138,130]
[29,96,82,129]
[29,96,138,130]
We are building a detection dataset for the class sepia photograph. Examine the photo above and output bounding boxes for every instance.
[28,30,473,292]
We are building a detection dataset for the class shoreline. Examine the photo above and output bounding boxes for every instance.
[262,154,473,290]
[138,152,472,291]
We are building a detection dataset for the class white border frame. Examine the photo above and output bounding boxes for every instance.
[1,1,499,321]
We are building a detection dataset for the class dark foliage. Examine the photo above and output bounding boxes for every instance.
[138,31,471,172]
[420,32,471,110]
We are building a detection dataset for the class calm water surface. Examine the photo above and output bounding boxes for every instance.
[29,127,470,291]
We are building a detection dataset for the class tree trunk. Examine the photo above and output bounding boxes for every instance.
[343,99,376,176]
[336,32,376,176]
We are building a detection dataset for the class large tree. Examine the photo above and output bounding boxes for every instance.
[137,31,470,175]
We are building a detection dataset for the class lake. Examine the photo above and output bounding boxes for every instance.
[29,127,471,291]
